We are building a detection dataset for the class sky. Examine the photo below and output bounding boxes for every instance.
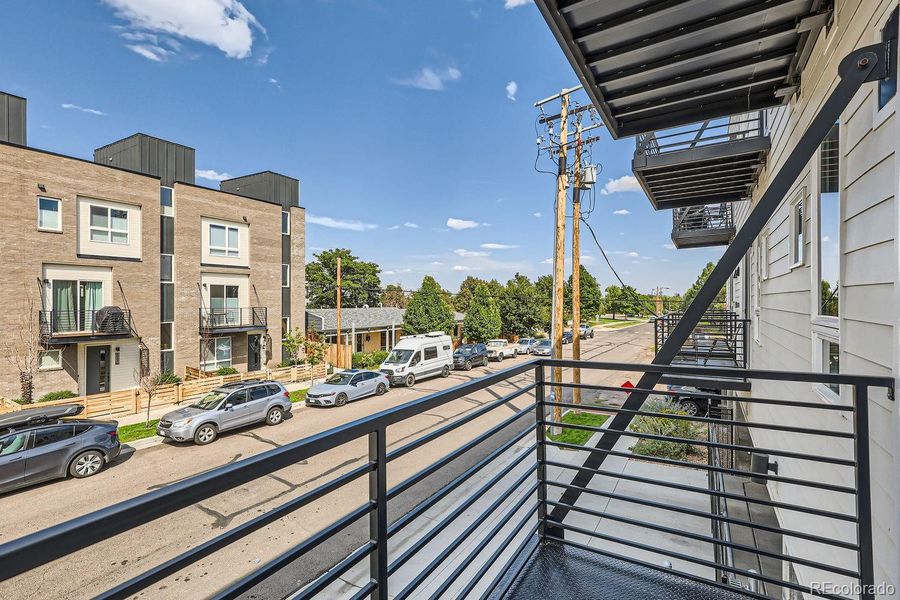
[0,0,725,295]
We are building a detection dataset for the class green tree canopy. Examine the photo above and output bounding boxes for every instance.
[682,262,726,309]
[567,266,603,321]
[454,276,485,313]
[381,283,407,308]
[463,283,502,342]
[535,274,554,333]
[603,285,626,319]
[403,276,456,334]
[306,248,381,309]
[498,273,541,337]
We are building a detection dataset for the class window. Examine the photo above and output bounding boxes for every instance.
[282,211,290,235]
[759,233,769,281]
[160,216,174,255]
[89,205,128,244]
[880,9,898,109]
[282,264,290,288]
[160,349,174,374]
[38,197,61,231]
[39,350,62,371]
[0,433,28,456]
[824,340,840,396]
[32,426,75,448]
[160,187,174,217]
[48,279,104,332]
[819,124,840,317]
[266,384,282,396]
[790,195,805,267]
[160,323,173,352]
[226,389,248,406]
[424,346,438,361]
[209,284,240,325]
[202,336,232,370]
[160,255,173,282]
[161,283,174,323]
[281,316,290,339]
[209,224,239,257]
[249,386,270,401]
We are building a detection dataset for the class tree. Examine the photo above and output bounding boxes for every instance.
[403,276,456,334]
[821,279,839,316]
[567,266,603,321]
[535,275,554,333]
[603,285,628,319]
[138,369,165,427]
[2,285,43,404]
[306,248,381,308]
[381,283,408,308]
[499,274,541,337]
[301,335,329,382]
[281,327,306,366]
[454,276,487,313]
[463,283,502,342]
[683,262,726,309]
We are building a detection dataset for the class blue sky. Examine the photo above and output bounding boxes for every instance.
[0,0,724,294]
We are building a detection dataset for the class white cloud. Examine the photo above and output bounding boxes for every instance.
[822,235,831,243]
[454,248,490,257]
[533,212,542,217]
[615,251,640,258]
[431,261,444,266]
[307,214,378,232]
[388,225,400,231]
[61,103,105,116]
[453,265,473,271]
[480,243,519,249]
[600,175,642,195]
[447,217,479,230]
[268,77,283,91]
[541,258,552,264]
[504,0,532,8]
[395,66,461,91]
[403,222,419,229]
[102,0,265,60]
[383,270,396,276]
[196,168,232,182]
[663,243,675,250]
[505,80,518,101]
[612,209,630,215]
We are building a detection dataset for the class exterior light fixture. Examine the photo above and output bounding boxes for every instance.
[750,453,779,484]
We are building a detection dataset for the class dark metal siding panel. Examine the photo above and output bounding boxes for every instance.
[183,147,195,184]
[282,288,291,318]
[0,94,9,143]
[282,235,291,264]
[0,93,27,146]
[149,137,159,177]
[141,135,152,175]
[173,144,184,187]
[166,144,176,186]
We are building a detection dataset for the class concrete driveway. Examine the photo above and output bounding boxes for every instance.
[0,323,653,599]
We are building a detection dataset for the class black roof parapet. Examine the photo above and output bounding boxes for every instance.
[94,133,196,186]
[0,91,27,146]
[219,171,300,209]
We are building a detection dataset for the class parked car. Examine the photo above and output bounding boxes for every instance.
[486,339,516,361]
[380,332,454,387]
[532,339,553,356]
[453,343,489,370]
[157,380,291,445]
[306,370,389,407]
[0,404,121,494]
[666,384,721,416]
[562,331,573,344]
[514,337,537,355]
[579,324,595,339]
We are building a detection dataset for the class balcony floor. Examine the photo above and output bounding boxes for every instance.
[503,541,753,600]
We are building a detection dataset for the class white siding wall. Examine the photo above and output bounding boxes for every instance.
[732,1,899,594]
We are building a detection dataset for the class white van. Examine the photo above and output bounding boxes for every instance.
[380,332,454,387]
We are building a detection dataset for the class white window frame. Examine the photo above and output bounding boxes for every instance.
[37,196,62,232]
[208,224,240,257]
[811,324,841,404]
[160,186,175,217]
[39,349,62,371]
[282,211,290,235]
[281,316,291,341]
[789,193,806,268]
[282,264,290,288]
[89,204,129,244]
[202,336,232,371]
[760,231,770,281]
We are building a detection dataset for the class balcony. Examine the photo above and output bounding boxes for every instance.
[199,307,267,333]
[39,308,133,345]
[671,203,736,249]
[634,113,770,210]
[0,360,891,600]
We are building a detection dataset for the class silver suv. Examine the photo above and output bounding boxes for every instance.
[157,380,291,445]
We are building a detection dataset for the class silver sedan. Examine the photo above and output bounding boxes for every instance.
[306,370,390,407]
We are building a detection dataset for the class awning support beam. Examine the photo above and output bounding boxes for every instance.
[546,44,887,548]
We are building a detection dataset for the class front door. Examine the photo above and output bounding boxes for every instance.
[248,334,261,372]
[86,345,111,395]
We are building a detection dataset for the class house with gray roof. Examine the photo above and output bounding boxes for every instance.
[306,307,464,353]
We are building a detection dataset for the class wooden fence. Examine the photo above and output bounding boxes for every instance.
[325,344,353,369]
[0,363,327,419]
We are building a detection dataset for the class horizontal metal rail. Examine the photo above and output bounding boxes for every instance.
[292,541,375,600]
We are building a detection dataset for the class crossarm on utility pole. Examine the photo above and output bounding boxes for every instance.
[545,44,887,533]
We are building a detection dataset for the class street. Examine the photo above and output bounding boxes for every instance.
[0,324,653,599]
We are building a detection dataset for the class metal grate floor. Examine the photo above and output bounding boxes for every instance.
[503,541,755,600]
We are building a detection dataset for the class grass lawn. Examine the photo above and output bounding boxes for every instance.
[118,419,159,443]
[546,411,609,446]
[605,320,647,329]
[289,389,308,403]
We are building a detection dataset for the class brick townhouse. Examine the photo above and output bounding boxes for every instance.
[0,91,305,399]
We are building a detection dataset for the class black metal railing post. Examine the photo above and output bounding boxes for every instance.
[853,384,875,600]
[534,363,553,539]
[369,428,389,600]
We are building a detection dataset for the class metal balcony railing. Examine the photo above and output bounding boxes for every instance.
[633,112,770,210]
[654,311,749,371]
[671,203,736,249]
[0,360,892,600]
[38,308,132,343]
[199,307,267,331]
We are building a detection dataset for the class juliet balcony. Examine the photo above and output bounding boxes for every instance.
[39,308,133,346]
[633,112,770,210]
[671,203,736,249]
[199,307,267,334]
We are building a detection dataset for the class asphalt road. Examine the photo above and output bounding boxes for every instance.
[0,323,654,600]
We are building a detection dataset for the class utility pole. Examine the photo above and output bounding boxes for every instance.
[335,256,342,369]
[571,121,583,405]
[551,93,569,425]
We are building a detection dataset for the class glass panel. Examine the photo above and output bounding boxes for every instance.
[90,206,108,228]
[880,10,898,109]
[227,227,239,251]
[826,341,840,395]
[209,224,226,248]
[160,350,174,374]
[52,280,77,333]
[160,255,173,282]
[160,187,173,213]
[39,350,61,370]
[160,322,173,350]
[209,285,225,310]
[160,216,174,254]
[110,209,128,231]
[282,264,289,287]
[79,282,103,330]
[38,198,59,230]
[111,231,128,244]
[90,228,109,242]
[161,283,174,323]
[282,211,290,234]
[216,338,232,364]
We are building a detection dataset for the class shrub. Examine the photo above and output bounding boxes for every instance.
[215,367,239,376]
[38,390,78,403]
[352,351,389,370]
[629,397,702,460]
[158,371,181,384]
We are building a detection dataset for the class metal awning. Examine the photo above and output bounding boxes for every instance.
[535,0,830,138]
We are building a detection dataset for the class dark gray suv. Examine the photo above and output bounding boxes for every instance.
[0,405,121,494]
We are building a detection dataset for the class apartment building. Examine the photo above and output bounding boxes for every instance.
[0,93,305,399]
